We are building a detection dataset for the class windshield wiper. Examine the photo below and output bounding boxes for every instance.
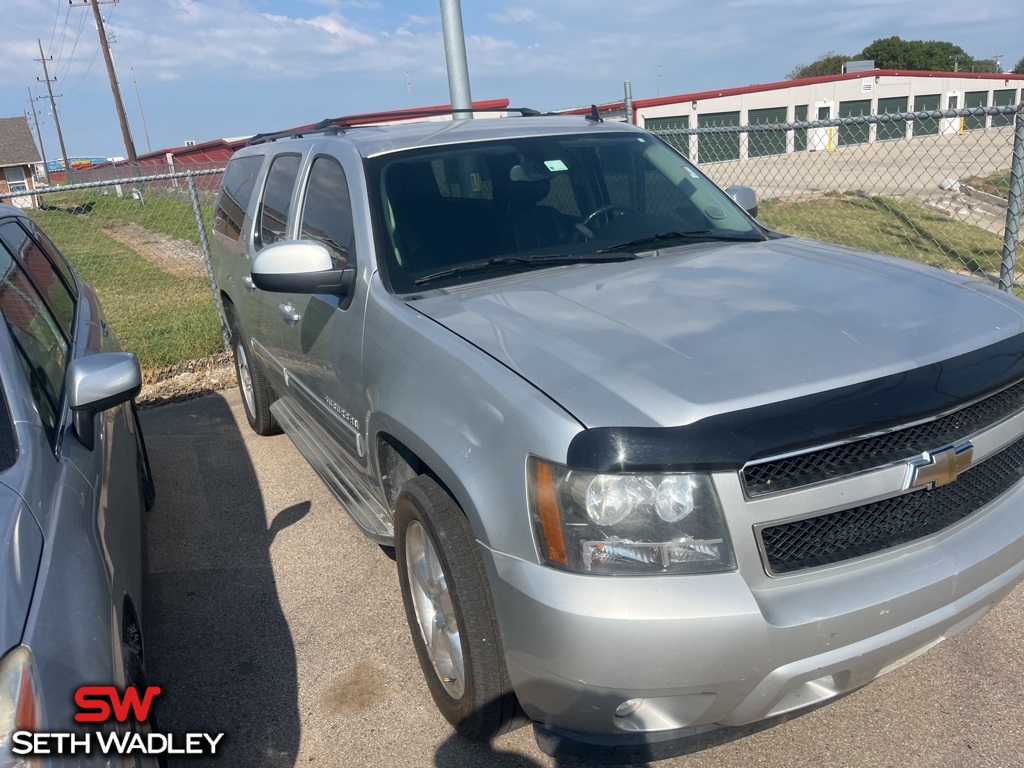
[597,230,764,254]
[414,252,640,286]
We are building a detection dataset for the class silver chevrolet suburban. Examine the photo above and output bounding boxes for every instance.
[210,111,1024,763]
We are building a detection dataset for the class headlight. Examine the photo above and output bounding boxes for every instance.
[529,457,736,575]
[0,645,42,768]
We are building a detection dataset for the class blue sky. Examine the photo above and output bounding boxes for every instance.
[2,0,1023,160]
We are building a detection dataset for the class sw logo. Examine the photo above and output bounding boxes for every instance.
[74,685,162,723]
[10,685,224,757]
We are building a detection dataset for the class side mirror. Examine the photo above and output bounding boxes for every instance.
[67,352,142,450]
[251,241,356,300]
[725,185,758,218]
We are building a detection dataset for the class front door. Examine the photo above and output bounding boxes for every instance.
[276,151,368,469]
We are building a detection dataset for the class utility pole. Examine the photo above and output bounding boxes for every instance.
[25,89,51,184]
[36,39,72,180]
[439,0,472,120]
[72,0,137,163]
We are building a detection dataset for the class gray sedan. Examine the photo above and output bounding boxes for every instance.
[0,203,154,765]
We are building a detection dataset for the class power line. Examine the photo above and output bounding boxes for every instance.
[54,8,90,81]
[53,2,77,75]
[149,0,198,25]
[65,45,102,94]
[48,0,65,51]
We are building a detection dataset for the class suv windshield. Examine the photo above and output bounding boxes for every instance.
[372,132,764,292]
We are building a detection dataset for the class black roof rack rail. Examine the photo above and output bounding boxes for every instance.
[245,106,548,147]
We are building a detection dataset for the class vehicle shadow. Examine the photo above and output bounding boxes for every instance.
[140,394,303,767]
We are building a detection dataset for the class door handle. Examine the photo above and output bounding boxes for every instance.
[279,303,301,324]
[242,276,256,292]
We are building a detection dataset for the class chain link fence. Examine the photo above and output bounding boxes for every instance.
[0,163,229,399]
[1,109,1022,400]
[648,104,1024,291]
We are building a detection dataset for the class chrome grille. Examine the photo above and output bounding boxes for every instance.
[743,378,1024,496]
[758,434,1024,574]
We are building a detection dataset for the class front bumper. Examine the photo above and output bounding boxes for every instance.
[480,473,1024,751]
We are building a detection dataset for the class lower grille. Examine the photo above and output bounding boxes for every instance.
[759,435,1024,574]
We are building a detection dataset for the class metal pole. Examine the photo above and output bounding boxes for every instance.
[37,39,72,180]
[999,104,1024,291]
[86,0,138,163]
[26,88,50,185]
[439,0,472,119]
[130,61,152,154]
[624,81,634,125]
[186,172,230,350]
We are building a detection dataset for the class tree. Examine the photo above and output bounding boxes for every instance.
[787,52,851,80]
[788,38,1009,79]
[861,37,975,71]
[1011,56,1024,75]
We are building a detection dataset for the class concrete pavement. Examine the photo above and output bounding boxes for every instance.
[141,389,1024,767]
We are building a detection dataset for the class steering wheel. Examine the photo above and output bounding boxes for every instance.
[575,204,633,239]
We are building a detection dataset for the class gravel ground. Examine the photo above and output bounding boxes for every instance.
[138,352,237,408]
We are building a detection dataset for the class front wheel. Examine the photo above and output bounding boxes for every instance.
[226,309,280,436]
[395,476,525,740]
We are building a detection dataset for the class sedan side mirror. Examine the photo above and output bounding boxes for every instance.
[251,241,356,303]
[725,185,758,219]
[67,352,142,450]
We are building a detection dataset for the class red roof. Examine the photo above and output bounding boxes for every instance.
[137,98,513,162]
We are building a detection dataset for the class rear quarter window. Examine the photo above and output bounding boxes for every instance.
[214,155,264,244]
[0,220,77,338]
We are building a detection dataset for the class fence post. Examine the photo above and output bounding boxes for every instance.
[1000,104,1024,292]
[186,171,231,351]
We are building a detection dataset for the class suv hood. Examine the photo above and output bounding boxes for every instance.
[0,487,43,653]
[412,238,1024,429]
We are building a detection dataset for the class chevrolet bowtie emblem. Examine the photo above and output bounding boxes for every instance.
[907,441,974,490]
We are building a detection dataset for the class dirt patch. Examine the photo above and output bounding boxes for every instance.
[104,222,207,278]
[138,353,237,408]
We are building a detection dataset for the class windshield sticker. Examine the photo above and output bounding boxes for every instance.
[684,167,700,178]
[470,173,484,192]
[544,160,568,172]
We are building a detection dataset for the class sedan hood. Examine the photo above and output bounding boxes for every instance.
[412,238,1024,428]
[0,488,43,653]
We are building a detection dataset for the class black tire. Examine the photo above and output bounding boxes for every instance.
[225,305,280,436]
[122,624,167,768]
[394,476,525,741]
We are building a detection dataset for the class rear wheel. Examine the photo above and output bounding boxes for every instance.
[395,476,525,740]
[225,306,280,436]
[122,622,166,768]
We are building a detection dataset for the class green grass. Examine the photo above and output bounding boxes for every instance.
[27,193,223,371]
[960,170,1011,198]
[37,185,215,245]
[759,195,1005,277]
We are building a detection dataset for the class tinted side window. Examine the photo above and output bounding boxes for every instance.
[214,155,264,243]
[0,241,68,444]
[299,157,356,265]
[256,154,302,250]
[0,220,76,338]
[14,219,77,296]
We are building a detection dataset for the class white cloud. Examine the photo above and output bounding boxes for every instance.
[488,6,563,30]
